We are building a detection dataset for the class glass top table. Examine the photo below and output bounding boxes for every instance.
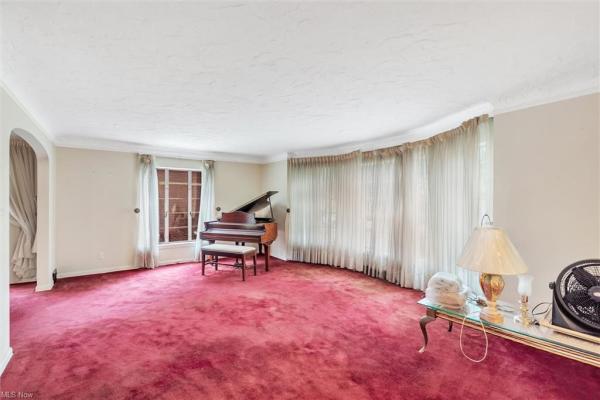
[418,297,599,367]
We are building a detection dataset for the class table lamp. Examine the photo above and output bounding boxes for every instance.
[457,217,528,324]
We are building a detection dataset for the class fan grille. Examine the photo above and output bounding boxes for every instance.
[559,260,600,331]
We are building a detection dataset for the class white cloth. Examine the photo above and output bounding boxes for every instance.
[194,160,215,260]
[135,154,160,268]
[425,287,469,309]
[426,271,463,293]
[288,116,493,292]
[425,272,468,308]
[9,137,37,280]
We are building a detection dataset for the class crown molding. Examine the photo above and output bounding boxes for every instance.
[263,152,288,164]
[6,78,598,164]
[288,82,600,159]
[0,80,54,141]
[289,102,495,158]
[493,79,599,115]
[54,136,269,164]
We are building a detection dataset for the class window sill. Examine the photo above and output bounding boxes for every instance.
[159,241,196,249]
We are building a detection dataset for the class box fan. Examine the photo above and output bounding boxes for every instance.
[548,259,600,338]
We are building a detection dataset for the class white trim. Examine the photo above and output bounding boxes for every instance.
[0,346,14,375]
[159,241,195,249]
[54,137,268,164]
[289,102,494,158]
[263,153,288,164]
[154,165,203,172]
[7,78,599,163]
[159,258,196,266]
[57,264,138,279]
[187,170,192,241]
[0,80,53,140]
[35,282,54,292]
[10,277,36,284]
[493,81,599,115]
[164,169,170,243]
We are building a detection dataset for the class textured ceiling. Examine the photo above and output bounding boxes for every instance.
[1,1,598,160]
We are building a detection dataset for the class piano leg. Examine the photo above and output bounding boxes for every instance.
[264,245,270,272]
[241,256,246,281]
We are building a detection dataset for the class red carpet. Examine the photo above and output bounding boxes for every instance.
[1,259,598,399]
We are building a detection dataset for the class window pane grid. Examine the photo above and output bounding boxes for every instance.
[158,168,202,244]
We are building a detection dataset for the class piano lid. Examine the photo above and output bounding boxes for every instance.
[230,191,278,214]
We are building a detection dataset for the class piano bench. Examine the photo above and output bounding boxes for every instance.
[200,244,257,281]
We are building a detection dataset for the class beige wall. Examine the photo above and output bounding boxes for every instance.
[494,93,600,306]
[261,160,288,260]
[55,148,138,277]
[214,161,263,214]
[55,150,265,276]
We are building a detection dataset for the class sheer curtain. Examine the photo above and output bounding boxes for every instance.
[9,137,37,280]
[288,152,364,270]
[135,154,159,268]
[362,149,403,280]
[194,160,215,260]
[400,116,493,291]
[288,115,493,292]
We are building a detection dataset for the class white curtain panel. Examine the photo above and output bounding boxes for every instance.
[288,152,364,270]
[194,160,216,260]
[9,137,37,280]
[288,116,493,292]
[135,154,160,268]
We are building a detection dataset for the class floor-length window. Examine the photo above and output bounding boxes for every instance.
[136,154,159,268]
[9,136,37,280]
[288,115,493,291]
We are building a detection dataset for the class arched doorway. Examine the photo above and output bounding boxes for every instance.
[9,128,53,291]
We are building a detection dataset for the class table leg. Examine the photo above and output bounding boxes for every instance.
[448,321,453,332]
[418,315,436,353]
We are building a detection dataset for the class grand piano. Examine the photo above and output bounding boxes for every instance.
[200,191,278,271]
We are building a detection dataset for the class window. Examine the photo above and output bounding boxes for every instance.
[157,169,201,243]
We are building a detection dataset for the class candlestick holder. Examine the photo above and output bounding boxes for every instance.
[514,295,533,325]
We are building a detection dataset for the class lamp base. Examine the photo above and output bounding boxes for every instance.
[479,273,505,324]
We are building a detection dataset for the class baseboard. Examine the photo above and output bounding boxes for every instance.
[35,282,54,292]
[270,251,287,261]
[55,255,281,279]
[57,264,138,279]
[0,346,13,376]
[10,277,36,284]
[159,258,196,266]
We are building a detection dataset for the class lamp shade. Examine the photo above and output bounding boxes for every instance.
[457,226,528,275]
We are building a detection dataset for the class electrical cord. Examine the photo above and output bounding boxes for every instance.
[531,302,552,317]
[459,310,489,363]
[530,302,552,325]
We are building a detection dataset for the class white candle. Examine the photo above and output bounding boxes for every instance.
[517,274,533,297]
